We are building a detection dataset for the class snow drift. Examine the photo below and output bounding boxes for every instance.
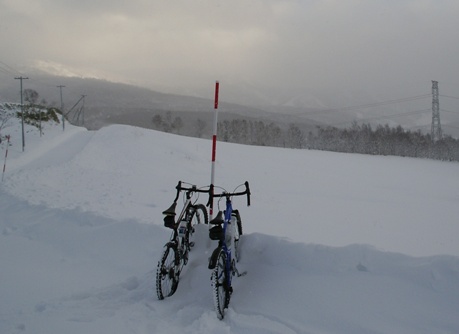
[1,117,459,333]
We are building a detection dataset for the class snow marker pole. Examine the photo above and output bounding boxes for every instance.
[210,81,219,219]
[2,135,10,182]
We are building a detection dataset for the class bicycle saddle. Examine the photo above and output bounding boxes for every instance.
[162,202,177,216]
[209,211,224,225]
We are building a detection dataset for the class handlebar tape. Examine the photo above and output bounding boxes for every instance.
[245,181,251,206]
[207,184,214,208]
[172,181,250,208]
[173,181,182,203]
[209,181,251,207]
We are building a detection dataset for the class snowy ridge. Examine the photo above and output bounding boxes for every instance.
[1,118,459,333]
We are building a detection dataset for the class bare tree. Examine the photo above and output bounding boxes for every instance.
[24,89,39,105]
[0,110,12,135]
[152,114,163,129]
[171,116,183,134]
[195,118,206,138]
[287,124,305,148]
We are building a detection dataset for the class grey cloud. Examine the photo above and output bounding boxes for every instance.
[1,0,459,107]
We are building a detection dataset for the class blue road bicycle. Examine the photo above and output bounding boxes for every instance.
[156,181,210,300]
[208,181,251,319]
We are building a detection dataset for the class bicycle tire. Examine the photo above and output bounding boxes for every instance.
[191,204,209,225]
[237,216,243,236]
[156,243,180,300]
[211,249,231,320]
[234,212,243,262]
[186,204,208,250]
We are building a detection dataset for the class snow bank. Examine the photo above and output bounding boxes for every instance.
[1,118,458,333]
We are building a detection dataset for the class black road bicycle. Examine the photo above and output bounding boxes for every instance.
[208,181,251,319]
[156,181,210,300]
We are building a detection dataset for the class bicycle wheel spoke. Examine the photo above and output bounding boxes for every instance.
[211,250,231,320]
[156,244,179,300]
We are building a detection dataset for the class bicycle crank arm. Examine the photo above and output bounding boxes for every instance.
[233,268,247,277]
[237,271,247,277]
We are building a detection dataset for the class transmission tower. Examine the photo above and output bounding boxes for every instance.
[431,80,442,142]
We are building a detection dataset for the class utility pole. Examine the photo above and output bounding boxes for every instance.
[57,85,66,131]
[15,76,29,151]
[81,95,86,126]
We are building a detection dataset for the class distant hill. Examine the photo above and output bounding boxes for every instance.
[1,72,459,138]
[0,73,324,137]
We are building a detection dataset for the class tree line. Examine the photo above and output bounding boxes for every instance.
[1,89,61,137]
[151,112,459,162]
[307,122,459,161]
[151,113,305,148]
[20,89,61,126]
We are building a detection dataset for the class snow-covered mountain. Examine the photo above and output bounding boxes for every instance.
[1,110,459,333]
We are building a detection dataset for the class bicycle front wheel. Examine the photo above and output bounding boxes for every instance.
[211,249,231,320]
[233,211,243,262]
[156,243,179,300]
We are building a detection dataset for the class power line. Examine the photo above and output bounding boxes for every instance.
[0,66,13,75]
[333,108,431,126]
[442,124,459,130]
[65,95,85,116]
[0,59,63,89]
[439,94,459,100]
[0,60,22,76]
[337,95,431,111]
[408,124,430,129]
[305,94,431,116]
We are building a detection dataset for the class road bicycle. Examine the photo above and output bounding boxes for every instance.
[156,181,210,300]
[208,181,251,319]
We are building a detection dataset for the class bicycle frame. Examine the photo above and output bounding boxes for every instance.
[156,181,211,300]
[163,183,209,257]
[169,191,194,247]
[219,197,235,287]
[208,181,250,319]
[209,182,250,280]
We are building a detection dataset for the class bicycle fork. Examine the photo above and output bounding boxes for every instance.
[231,258,247,277]
[227,226,246,278]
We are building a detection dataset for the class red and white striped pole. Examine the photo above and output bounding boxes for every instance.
[210,81,219,219]
[2,135,11,182]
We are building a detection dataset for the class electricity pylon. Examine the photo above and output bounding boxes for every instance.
[431,80,442,142]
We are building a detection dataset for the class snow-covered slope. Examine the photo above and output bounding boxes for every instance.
[1,117,458,333]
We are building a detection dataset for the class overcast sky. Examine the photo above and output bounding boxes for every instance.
[1,0,459,107]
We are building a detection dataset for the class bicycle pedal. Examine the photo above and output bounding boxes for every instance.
[238,271,247,277]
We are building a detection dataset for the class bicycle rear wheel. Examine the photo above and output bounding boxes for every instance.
[188,204,208,248]
[211,249,231,320]
[191,204,208,226]
[156,243,179,300]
